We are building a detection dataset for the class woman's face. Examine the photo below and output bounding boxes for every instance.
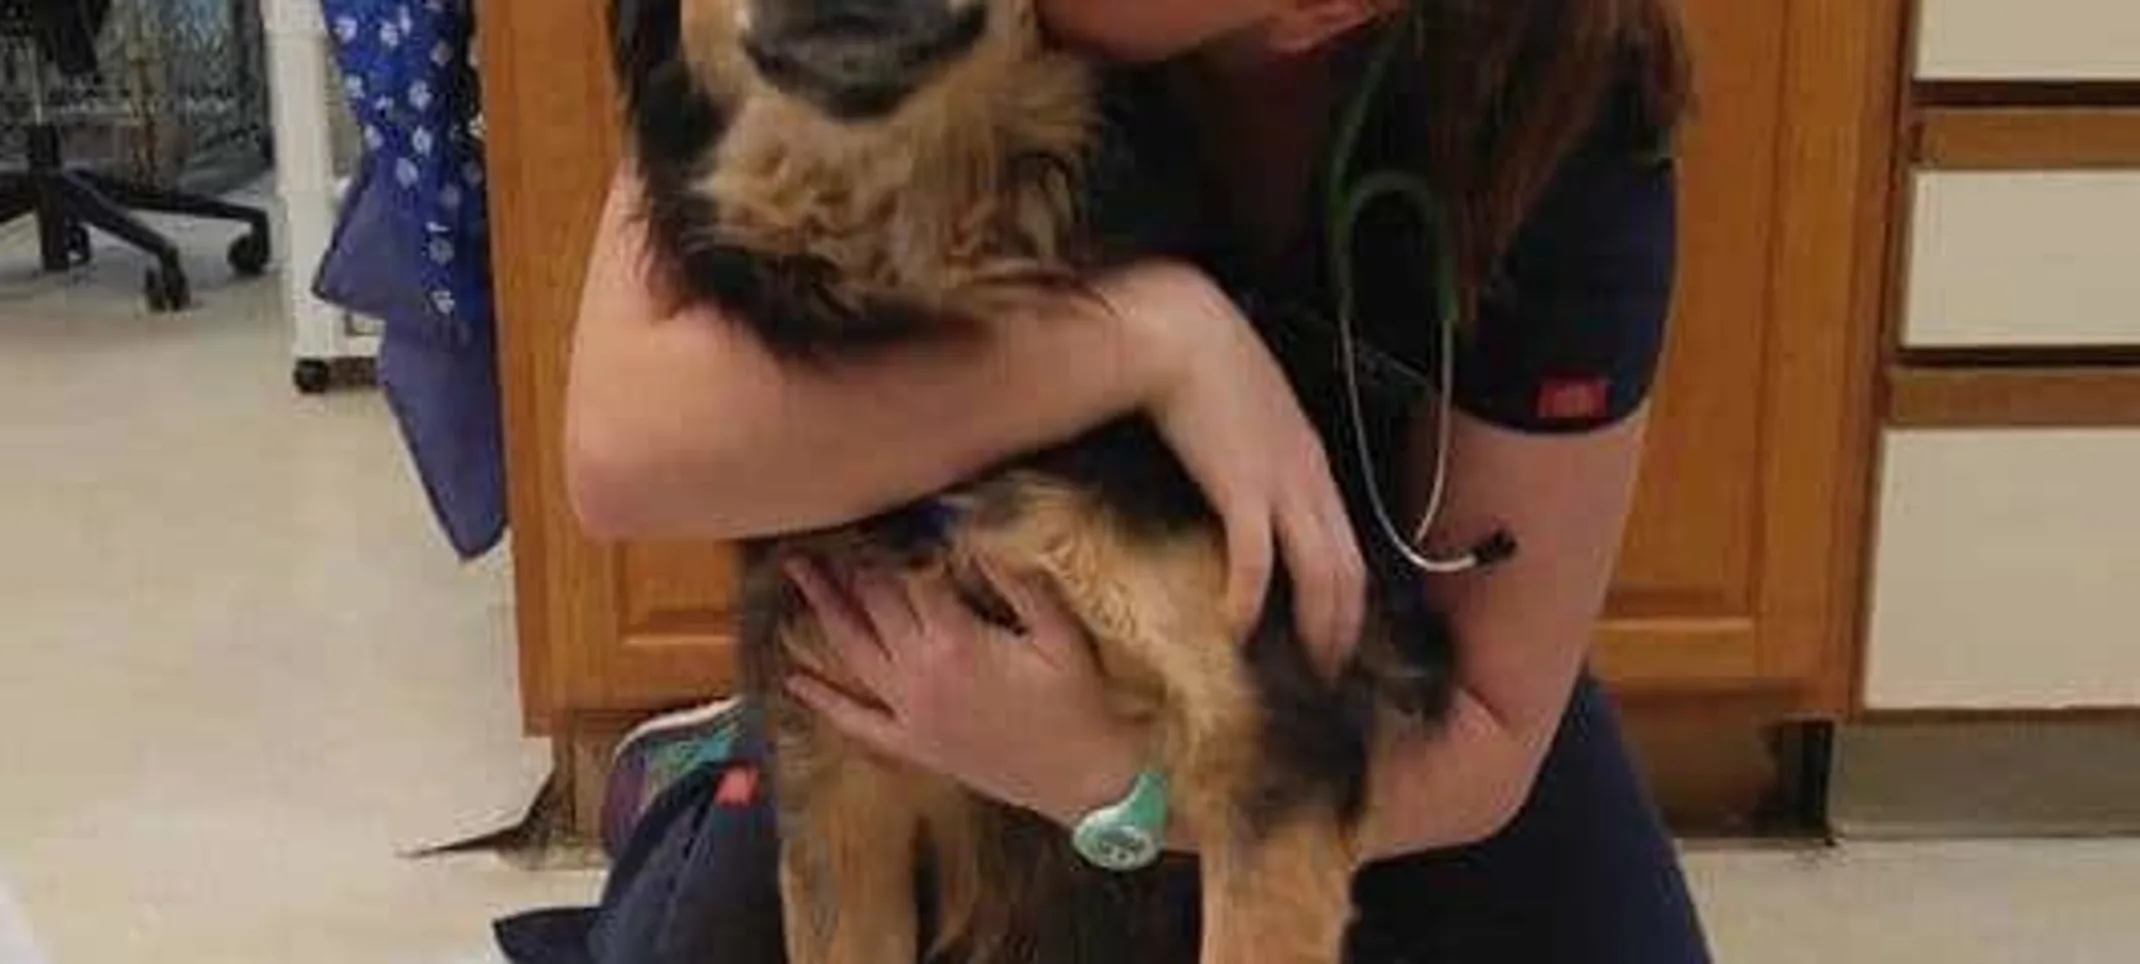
[1040,0,1392,63]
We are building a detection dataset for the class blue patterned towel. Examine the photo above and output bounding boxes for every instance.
[316,0,504,559]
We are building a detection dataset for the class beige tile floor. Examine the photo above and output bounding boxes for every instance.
[4,195,2140,963]
[0,199,599,963]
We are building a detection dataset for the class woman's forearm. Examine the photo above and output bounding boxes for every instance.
[563,175,1200,541]
[568,291,1151,540]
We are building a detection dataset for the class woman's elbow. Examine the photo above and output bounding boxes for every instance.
[1451,728,1559,847]
[563,403,665,540]
[1453,768,1535,846]
[562,383,741,540]
[563,306,786,540]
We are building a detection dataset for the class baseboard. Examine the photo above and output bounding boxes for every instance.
[1618,697,1834,841]
[1831,719,2140,838]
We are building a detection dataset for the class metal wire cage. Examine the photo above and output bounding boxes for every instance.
[1,0,271,194]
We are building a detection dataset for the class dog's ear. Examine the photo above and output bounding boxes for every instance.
[609,0,675,107]
[609,0,729,174]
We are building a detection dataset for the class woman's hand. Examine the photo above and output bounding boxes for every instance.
[1099,262,1366,675]
[782,558,1148,827]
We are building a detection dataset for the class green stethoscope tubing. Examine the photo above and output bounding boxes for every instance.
[1321,2,1489,575]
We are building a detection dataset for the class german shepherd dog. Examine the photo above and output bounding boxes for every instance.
[608,1,1456,961]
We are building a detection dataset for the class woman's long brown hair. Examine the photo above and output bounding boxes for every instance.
[1407,0,1693,289]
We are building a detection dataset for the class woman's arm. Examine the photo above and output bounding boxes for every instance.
[566,171,1369,655]
[1358,407,1649,854]
[1360,80,1679,853]
[566,171,1154,540]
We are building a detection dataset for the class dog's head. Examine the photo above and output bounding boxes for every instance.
[688,0,1038,122]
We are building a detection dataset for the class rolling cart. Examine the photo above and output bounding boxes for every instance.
[262,0,378,394]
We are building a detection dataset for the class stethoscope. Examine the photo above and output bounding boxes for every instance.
[1322,2,1518,576]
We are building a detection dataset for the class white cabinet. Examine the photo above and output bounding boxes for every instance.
[1917,0,2140,81]
[1864,428,2140,709]
[1904,171,2140,349]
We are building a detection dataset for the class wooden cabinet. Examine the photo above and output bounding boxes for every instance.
[478,0,1904,761]
[1590,0,1901,709]
[478,0,741,735]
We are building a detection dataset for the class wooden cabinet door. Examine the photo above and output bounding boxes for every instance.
[1592,0,1902,712]
[479,0,738,728]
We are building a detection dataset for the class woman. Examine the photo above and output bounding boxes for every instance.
[552,0,1710,961]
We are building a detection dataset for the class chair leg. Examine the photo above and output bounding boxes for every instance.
[18,126,89,272]
[30,182,84,273]
[54,172,189,307]
[73,169,272,241]
[0,173,35,227]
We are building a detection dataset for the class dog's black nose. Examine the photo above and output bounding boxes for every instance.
[741,0,989,120]
[751,0,971,42]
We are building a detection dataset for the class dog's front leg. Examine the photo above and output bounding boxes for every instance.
[1198,810,1361,964]
[778,758,925,964]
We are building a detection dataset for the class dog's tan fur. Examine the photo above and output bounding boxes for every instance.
[681,2,1369,962]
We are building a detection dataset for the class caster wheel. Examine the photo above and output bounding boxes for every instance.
[145,265,191,313]
[293,359,333,395]
[65,223,90,266]
[228,231,270,277]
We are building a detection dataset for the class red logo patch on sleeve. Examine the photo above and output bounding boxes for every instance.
[1536,377,1612,422]
[715,766,761,808]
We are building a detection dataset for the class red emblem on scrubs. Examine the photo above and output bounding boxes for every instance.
[716,766,761,808]
[1537,377,1610,421]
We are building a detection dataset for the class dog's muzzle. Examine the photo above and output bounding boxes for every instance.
[742,5,988,120]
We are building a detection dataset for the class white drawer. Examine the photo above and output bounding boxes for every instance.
[1864,429,2140,710]
[1917,0,2140,80]
[1904,171,2140,349]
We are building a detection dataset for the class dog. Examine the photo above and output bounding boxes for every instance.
[607,1,1456,961]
